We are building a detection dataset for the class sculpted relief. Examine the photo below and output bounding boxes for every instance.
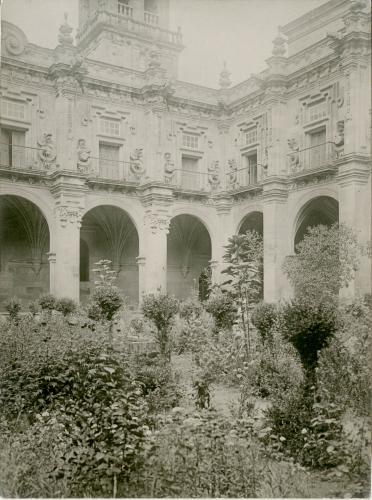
[37,133,57,169]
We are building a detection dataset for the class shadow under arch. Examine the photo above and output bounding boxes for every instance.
[294,195,339,250]
[0,194,51,309]
[80,204,140,306]
[167,214,212,300]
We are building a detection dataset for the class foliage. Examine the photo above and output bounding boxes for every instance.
[178,293,204,323]
[0,316,151,497]
[126,410,267,498]
[222,230,263,355]
[283,223,360,304]
[5,297,22,322]
[279,300,337,376]
[38,293,57,311]
[248,330,304,399]
[55,297,77,317]
[251,301,277,344]
[204,288,237,332]
[173,303,213,354]
[142,292,179,359]
[92,259,117,286]
[131,354,183,416]
[28,300,41,316]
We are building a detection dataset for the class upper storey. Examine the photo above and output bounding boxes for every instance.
[77,0,183,78]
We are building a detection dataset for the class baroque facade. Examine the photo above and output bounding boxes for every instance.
[0,0,371,309]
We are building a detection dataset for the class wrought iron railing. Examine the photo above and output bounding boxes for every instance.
[287,141,338,174]
[0,143,48,171]
[166,169,210,191]
[225,164,262,191]
[86,156,140,183]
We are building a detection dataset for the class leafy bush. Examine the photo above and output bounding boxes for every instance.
[28,300,41,316]
[178,294,204,322]
[0,316,150,497]
[204,288,237,332]
[142,292,179,359]
[279,300,337,376]
[251,302,277,344]
[172,308,213,355]
[38,294,57,311]
[5,298,21,322]
[55,297,77,317]
[126,409,267,498]
[90,285,123,322]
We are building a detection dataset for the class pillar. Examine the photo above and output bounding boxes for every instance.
[50,205,81,301]
[141,212,169,295]
[263,182,291,302]
[338,161,371,298]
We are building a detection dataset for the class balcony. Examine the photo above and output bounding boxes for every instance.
[0,143,49,173]
[226,165,262,192]
[287,141,338,177]
[86,156,140,184]
[166,169,210,192]
[117,3,133,17]
[144,11,159,25]
[77,10,182,46]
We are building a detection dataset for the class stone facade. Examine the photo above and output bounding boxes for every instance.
[0,0,371,308]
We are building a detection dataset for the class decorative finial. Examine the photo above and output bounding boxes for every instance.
[272,31,286,57]
[58,12,73,46]
[219,61,231,89]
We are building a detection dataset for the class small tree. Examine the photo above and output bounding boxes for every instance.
[222,231,263,356]
[5,298,21,323]
[283,223,360,305]
[88,260,124,342]
[142,292,178,360]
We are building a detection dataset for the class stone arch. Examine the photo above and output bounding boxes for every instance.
[0,194,51,309]
[237,211,263,236]
[167,214,212,300]
[80,204,139,306]
[294,195,339,250]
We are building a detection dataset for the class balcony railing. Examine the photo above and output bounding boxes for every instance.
[0,143,49,172]
[87,156,140,184]
[77,11,182,46]
[117,3,133,17]
[144,11,159,25]
[287,141,338,175]
[226,165,262,191]
[166,169,210,191]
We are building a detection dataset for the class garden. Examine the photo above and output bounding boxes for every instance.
[0,224,370,498]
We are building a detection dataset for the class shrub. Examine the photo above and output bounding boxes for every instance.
[172,309,213,355]
[178,294,204,323]
[5,298,21,322]
[28,300,41,316]
[55,297,77,317]
[38,294,57,311]
[204,288,237,332]
[91,285,123,322]
[279,300,337,376]
[251,302,277,344]
[142,292,179,359]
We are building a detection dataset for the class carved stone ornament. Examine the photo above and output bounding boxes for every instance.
[287,138,300,173]
[77,138,91,173]
[2,23,26,56]
[227,158,238,188]
[58,13,73,46]
[334,120,344,147]
[37,133,57,169]
[130,148,145,179]
[144,213,171,234]
[208,160,220,190]
[164,152,176,183]
[55,205,83,228]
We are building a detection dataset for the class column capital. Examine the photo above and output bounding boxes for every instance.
[143,211,171,234]
[54,204,83,228]
[136,256,146,267]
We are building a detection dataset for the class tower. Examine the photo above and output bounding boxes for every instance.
[76,0,183,77]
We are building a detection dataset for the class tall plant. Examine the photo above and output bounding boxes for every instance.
[222,230,263,356]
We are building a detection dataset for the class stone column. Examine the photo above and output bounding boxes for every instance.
[136,256,146,303]
[50,206,82,301]
[338,161,371,298]
[142,213,169,294]
[213,198,234,284]
[263,182,291,302]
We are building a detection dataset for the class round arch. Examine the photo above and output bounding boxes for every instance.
[0,194,51,309]
[83,198,142,235]
[293,195,339,249]
[237,211,263,236]
[80,204,140,306]
[170,206,218,247]
[167,214,212,300]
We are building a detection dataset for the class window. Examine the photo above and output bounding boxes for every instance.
[182,133,199,150]
[99,143,120,179]
[246,152,258,185]
[100,118,120,137]
[244,128,258,146]
[308,128,326,168]
[0,128,25,168]
[308,100,327,122]
[1,99,26,120]
[181,156,199,189]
